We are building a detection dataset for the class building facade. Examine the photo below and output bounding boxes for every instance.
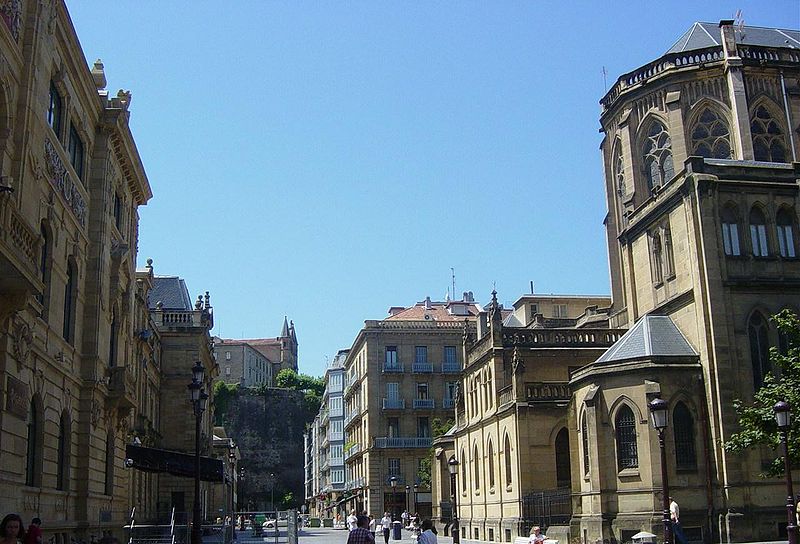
[317,350,349,515]
[343,295,481,518]
[214,338,272,387]
[237,317,299,381]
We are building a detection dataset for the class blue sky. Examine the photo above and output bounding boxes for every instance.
[66,1,799,377]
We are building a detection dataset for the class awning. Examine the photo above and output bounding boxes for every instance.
[125,444,224,482]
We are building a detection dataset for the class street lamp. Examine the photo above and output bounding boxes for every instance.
[228,442,236,523]
[649,398,671,544]
[188,361,208,544]
[774,401,797,544]
[390,476,398,519]
[405,485,410,514]
[413,484,419,514]
[448,455,460,544]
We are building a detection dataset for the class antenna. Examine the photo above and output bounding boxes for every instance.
[734,9,745,35]
[602,66,608,92]
[451,267,456,300]
[530,281,535,294]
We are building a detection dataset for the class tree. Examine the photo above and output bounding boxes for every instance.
[417,417,455,487]
[726,309,800,476]
[275,368,300,389]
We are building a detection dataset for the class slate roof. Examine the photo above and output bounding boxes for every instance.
[596,315,698,364]
[666,22,800,54]
[149,276,192,310]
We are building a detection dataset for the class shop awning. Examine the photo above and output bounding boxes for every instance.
[125,444,224,482]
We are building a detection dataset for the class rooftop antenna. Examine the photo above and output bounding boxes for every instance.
[451,268,456,301]
[734,10,745,38]
[602,66,608,92]
[530,281,535,294]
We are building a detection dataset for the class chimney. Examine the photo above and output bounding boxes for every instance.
[388,306,405,316]
[424,296,432,310]
[719,19,737,59]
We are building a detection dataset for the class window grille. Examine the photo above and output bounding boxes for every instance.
[642,121,674,191]
[615,406,638,469]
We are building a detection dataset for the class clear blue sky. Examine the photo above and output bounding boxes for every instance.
[66,1,798,377]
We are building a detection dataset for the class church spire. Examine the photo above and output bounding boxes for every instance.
[280,316,290,337]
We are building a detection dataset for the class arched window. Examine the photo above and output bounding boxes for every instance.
[663,226,675,277]
[749,312,771,389]
[721,205,741,256]
[104,431,115,495]
[777,208,797,258]
[751,105,788,163]
[63,259,77,343]
[26,398,40,487]
[581,415,590,476]
[504,434,512,488]
[749,207,769,257]
[615,405,638,470]
[651,231,663,283]
[460,448,467,492]
[691,108,732,159]
[555,427,571,488]
[57,411,71,491]
[488,440,495,489]
[614,141,626,196]
[473,445,480,490]
[642,120,674,191]
[673,402,697,470]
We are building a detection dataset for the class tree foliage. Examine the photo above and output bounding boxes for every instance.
[417,417,455,487]
[274,369,324,420]
[212,381,239,425]
[725,309,800,477]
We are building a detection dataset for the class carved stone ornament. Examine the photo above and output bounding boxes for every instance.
[10,314,33,371]
[44,138,87,227]
[91,398,102,428]
[511,345,525,375]
[0,0,23,42]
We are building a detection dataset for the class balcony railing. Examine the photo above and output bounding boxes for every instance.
[329,455,344,466]
[412,362,433,373]
[383,363,404,373]
[441,362,461,373]
[344,406,362,427]
[330,431,343,442]
[374,437,432,448]
[499,385,514,406]
[345,444,361,460]
[413,398,435,409]
[382,398,405,410]
[442,398,455,409]
[345,476,366,489]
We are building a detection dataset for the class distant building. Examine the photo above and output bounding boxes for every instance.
[233,317,299,381]
[214,337,272,387]
[316,349,349,516]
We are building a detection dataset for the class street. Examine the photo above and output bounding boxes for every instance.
[233,526,454,544]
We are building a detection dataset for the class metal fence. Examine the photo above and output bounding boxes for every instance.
[521,488,572,534]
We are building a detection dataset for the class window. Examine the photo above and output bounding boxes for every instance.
[417,417,430,438]
[488,440,495,489]
[225,366,231,376]
[388,458,400,476]
[68,123,84,180]
[386,382,399,400]
[446,382,458,400]
[57,412,70,491]
[415,346,428,364]
[555,427,571,488]
[530,303,539,316]
[113,193,123,231]
[26,398,40,487]
[473,445,481,490]
[417,383,428,399]
[651,232,664,284]
[691,108,732,159]
[642,120,674,191]
[749,312,770,389]
[615,406,638,470]
[460,448,467,490]
[749,207,769,257]
[225,351,231,360]
[504,434,512,487]
[751,104,788,163]
[673,402,697,470]
[721,205,741,256]
[777,208,796,258]
[613,141,626,195]
[387,417,400,438]
[385,346,398,366]
[444,346,457,366]
[104,431,115,495]
[48,82,62,137]
[581,415,590,476]
[63,259,77,343]
[553,304,568,318]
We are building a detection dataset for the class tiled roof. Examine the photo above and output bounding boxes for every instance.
[385,302,481,321]
[149,276,192,310]
[596,315,698,364]
[666,22,800,54]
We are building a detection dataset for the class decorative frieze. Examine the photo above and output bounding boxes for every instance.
[524,382,571,403]
[0,0,22,42]
[45,137,87,227]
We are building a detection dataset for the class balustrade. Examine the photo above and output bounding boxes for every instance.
[374,437,432,448]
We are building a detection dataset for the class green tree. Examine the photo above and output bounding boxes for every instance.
[281,491,295,509]
[211,381,239,425]
[276,368,300,389]
[417,417,455,487]
[725,309,800,476]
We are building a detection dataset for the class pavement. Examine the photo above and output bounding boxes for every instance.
[233,527,454,544]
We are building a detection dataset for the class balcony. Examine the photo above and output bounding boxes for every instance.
[412,362,433,373]
[374,437,432,448]
[344,406,362,427]
[108,366,136,411]
[442,398,455,409]
[345,443,361,460]
[382,398,405,410]
[320,408,329,423]
[329,455,344,466]
[383,363,404,373]
[413,398,435,409]
[441,362,461,373]
[330,431,343,442]
[345,476,366,489]
[330,405,343,418]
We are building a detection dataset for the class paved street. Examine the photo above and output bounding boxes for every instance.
[233,527,454,544]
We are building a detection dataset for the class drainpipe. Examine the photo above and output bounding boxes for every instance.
[780,70,797,161]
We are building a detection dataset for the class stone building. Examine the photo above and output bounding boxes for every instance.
[236,317,299,380]
[213,337,272,387]
[569,20,800,544]
[0,0,196,536]
[431,294,623,543]
[343,294,481,517]
[316,349,349,516]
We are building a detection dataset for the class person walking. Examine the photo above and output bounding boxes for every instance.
[347,510,358,532]
[417,520,438,544]
[380,512,392,544]
[670,497,688,544]
[23,519,42,544]
[368,515,377,539]
[347,516,375,544]
[0,515,25,544]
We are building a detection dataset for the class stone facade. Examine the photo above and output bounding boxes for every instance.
[213,337,272,387]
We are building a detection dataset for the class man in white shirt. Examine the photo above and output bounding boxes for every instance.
[347,510,358,532]
[380,512,393,544]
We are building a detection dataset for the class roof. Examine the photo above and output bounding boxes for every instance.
[666,22,800,54]
[596,315,698,364]
[385,300,482,321]
[149,276,192,310]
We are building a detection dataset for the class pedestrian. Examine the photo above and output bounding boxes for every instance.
[417,520,438,544]
[0,514,25,544]
[401,511,410,528]
[347,510,358,532]
[346,515,374,544]
[380,512,392,544]
[670,497,688,544]
[23,519,41,544]
[368,515,376,538]
[529,526,545,544]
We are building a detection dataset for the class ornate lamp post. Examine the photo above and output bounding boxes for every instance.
[448,455,460,544]
[649,398,671,544]
[405,485,410,514]
[228,442,236,518]
[390,476,398,519]
[413,483,419,514]
[774,401,797,544]
[188,361,209,544]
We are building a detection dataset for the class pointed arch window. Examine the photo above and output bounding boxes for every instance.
[555,428,571,488]
[748,312,770,389]
[488,440,495,490]
[777,208,797,258]
[691,108,732,159]
[663,226,675,277]
[721,205,741,256]
[615,405,638,470]
[614,142,626,196]
[460,448,467,493]
[642,120,674,192]
[749,207,769,257]
[581,415,590,476]
[473,445,481,490]
[504,434,512,488]
[751,105,788,163]
[48,81,63,138]
[673,402,697,470]
[26,398,40,487]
